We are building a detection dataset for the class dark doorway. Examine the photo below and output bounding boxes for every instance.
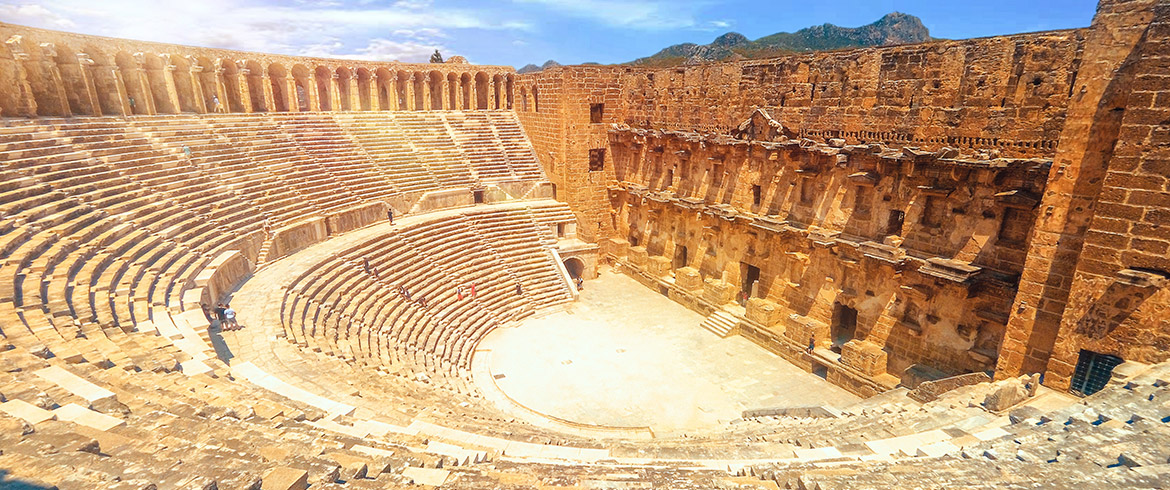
[1070,349,1123,397]
[473,189,485,204]
[673,245,688,269]
[886,209,906,236]
[811,363,828,379]
[563,258,584,279]
[740,263,760,305]
[831,303,859,353]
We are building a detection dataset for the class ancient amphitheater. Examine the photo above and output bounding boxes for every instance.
[0,1,1169,488]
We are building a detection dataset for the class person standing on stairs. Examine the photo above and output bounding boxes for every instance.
[223,304,239,330]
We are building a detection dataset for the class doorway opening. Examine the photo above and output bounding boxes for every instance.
[1070,349,1123,397]
[831,303,859,353]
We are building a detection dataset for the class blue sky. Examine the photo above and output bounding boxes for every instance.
[0,0,1099,67]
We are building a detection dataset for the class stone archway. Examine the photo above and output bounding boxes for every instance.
[563,257,585,279]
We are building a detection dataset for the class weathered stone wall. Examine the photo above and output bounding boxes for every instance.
[606,130,1048,381]
[0,22,515,118]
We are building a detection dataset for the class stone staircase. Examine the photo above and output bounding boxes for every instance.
[700,310,739,338]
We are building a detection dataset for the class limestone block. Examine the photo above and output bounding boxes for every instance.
[745,298,781,326]
[784,314,829,347]
[604,238,629,257]
[269,218,328,261]
[675,267,702,291]
[646,255,672,277]
[325,202,385,235]
[627,246,648,267]
[839,340,888,376]
[982,378,1029,412]
[261,467,308,490]
[702,278,737,305]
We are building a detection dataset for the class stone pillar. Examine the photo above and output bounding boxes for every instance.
[284,75,298,112]
[4,38,37,117]
[347,69,361,111]
[76,54,101,116]
[213,67,230,113]
[237,67,253,113]
[330,73,343,111]
[308,76,322,111]
[468,80,477,110]
[111,66,131,116]
[261,70,276,112]
[421,78,432,111]
[38,44,71,116]
[370,74,382,111]
[131,54,157,115]
[161,63,183,113]
[404,74,416,111]
[440,78,450,110]
[388,75,399,110]
[488,78,497,110]
[188,62,208,113]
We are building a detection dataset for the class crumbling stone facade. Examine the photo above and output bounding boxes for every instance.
[518,0,1170,395]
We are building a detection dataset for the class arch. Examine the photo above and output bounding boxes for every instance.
[50,42,86,115]
[412,70,425,110]
[505,74,514,110]
[245,60,266,112]
[429,71,443,110]
[474,72,489,109]
[81,46,118,115]
[563,257,585,279]
[15,40,63,116]
[291,64,311,111]
[460,73,472,110]
[446,72,459,110]
[218,58,244,112]
[395,69,410,110]
[142,53,175,113]
[356,67,372,111]
[492,74,503,110]
[335,66,352,111]
[268,63,289,112]
[375,67,393,110]
[314,65,332,111]
[115,51,149,114]
[194,56,217,112]
[168,54,198,113]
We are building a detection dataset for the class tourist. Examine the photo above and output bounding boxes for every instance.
[128,96,135,110]
[807,336,816,354]
[470,283,476,297]
[417,295,427,308]
[182,146,192,161]
[402,286,412,300]
[387,208,394,224]
[214,303,227,327]
[457,286,464,300]
[212,95,224,113]
[223,304,239,330]
[515,283,523,295]
[362,257,371,274]
[575,276,584,290]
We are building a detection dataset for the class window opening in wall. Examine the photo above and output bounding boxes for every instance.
[800,177,815,205]
[473,189,485,204]
[589,149,606,171]
[740,263,760,305]
[1070,350,1123,397]
[831,303,859,353]
[673,246,688,269]
[921,196,944,227]
[999,207,1030,244]
[557,223,566,237]
[590,103,604,123]
[752,185,762,206]
[886,210,906,236]
[664,169,674,189]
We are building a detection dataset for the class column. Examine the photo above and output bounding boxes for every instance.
[421,78,432,111]
[370,74,382,111]
[261,70,276,112]
[39,44,71,116]
[284,75,298,112]
[440,78,450,110]
[468,80,477,110]
[76,54,101,116]
[308,76,322,111]
[347,69,361,110]
[488,78,497,110]
[6,48,37,116]
[330,73,343,111]
[389,75,399,111]
[189,64,208,113]
[213,67,230,113]
[237,67,254,113]
[112,66,131,116]
[404,74,416,111]
[161,63,182,113]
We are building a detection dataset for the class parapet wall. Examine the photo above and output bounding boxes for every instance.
[0,22,517,118]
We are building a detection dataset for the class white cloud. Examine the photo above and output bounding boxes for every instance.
[349,38,442,62]
[0,3,76,28]
[514,0,714,30]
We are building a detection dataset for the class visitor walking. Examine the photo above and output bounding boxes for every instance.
[807,336,816,354]
[470,282,476,298]
[575,276,584,291]
[457,286,464,300]
[223,304,239,330]
[212,95,224,113]
[387,208,394,225]
[515,283,523,295]
[214,303,227,327]
[182,146,193,161]
[362,257,371,274]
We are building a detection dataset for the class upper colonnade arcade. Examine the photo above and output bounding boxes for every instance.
[0,22,517,118]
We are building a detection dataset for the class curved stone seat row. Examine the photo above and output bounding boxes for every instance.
[280,202,577,395]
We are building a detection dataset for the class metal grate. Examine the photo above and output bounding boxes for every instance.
[1069,349,1123,397]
